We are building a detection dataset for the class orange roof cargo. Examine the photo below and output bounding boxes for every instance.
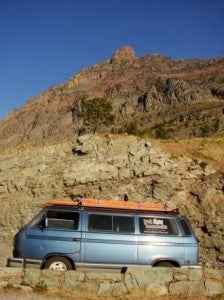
[41,198,176,213]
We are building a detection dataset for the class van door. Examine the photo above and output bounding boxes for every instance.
[137,216,185,266]
[25,210,81,261]
[83,212,137,264]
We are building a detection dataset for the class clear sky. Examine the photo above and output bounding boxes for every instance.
[0,0,224,121]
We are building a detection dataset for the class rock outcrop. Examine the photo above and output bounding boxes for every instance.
[110,45,136,63]
[0,135,223,268]
[0,46,224,147]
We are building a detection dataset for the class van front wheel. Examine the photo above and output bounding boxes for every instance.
[44,257,73,271]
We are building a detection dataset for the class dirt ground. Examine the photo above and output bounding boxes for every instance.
[152,135,224,171]
[0,291,60,300]
[0,290,216,300]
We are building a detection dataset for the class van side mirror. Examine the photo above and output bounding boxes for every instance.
[40,217,48,231]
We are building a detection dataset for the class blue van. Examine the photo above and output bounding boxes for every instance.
[8,204,199,271]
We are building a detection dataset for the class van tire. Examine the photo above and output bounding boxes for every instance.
[44,256,73,271]
[154,261,176,267]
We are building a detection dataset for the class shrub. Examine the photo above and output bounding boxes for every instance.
[200,124,210,137]
[125,121,139,135]
[153,123,170,139]
[213,119,220,133]
[79,98,115,133]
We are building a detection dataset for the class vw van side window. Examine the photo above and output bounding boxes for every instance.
[89,214,112,231]
[88,214,134,233]
[113,216,134,233]
[139,217,178,235]
[36,211,79,230]
[180,219,192,236]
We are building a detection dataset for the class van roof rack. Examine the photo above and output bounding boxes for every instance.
[40,198,179,214]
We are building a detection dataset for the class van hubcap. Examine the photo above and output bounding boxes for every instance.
[49,261,67,271]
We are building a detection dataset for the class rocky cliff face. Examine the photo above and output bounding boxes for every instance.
[0,135,223,268]
[0,46,224,147]
[0,47,224,270]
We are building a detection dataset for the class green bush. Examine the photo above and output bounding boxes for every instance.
[153,123,170,139]
[200,124,210,137]
[79,98,115,133]
[124,122,171,139]
[213,119,220,133]
[125,121,139,135]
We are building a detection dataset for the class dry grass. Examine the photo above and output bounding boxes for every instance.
[0,289,212,300]
[1,132,224,171]
[151,134,224,171]
[0,134,76,155]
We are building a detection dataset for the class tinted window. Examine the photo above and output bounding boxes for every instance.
[180,219,192,236]
[37,211,79,230]
[88,214,134,233]
[139,217,178,235]
[89,214,112,231]
[113,216,134,233]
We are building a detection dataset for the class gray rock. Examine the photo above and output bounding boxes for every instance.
[0,281,8,289]
[82,282,99,293]
[205,279,224,296]
[18,285,33,292]
[0,267,24,285]
[98,282,127,296]
[63,281,99,293]
[62,281,82,292]
[64,270,85,282]
[85,271,123,281]
[169,281,205,296]
[62,272,86,292]
[188,269,203,281]
[0,185,7,194]
[124,273,138,291]
[98,282,113,295]
[204,268,223,280]
[217,253,224,262]
[40,270,64,288]
[128,267,173,289]
[173,273,187,281]
[23,268,41,287]
[146,283,168,296]
[173,268,189,275]
[203,164,217,176]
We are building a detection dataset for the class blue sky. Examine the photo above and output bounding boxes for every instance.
[0,0,224,121]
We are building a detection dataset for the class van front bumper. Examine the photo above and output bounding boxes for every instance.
[7,257,42,269]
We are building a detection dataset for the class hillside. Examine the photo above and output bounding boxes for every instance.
[0,46,224,147]
[0,47,224,270]
[0,134,223,269]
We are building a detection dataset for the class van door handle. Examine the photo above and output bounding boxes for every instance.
[72,238,81,242]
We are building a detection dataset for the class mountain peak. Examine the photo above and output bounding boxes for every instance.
[111,46,136,63]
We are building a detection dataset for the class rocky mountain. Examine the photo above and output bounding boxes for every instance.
[0,47,224,270]
[0,46,224,147]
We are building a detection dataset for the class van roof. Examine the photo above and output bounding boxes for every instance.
[40,198,179,214]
